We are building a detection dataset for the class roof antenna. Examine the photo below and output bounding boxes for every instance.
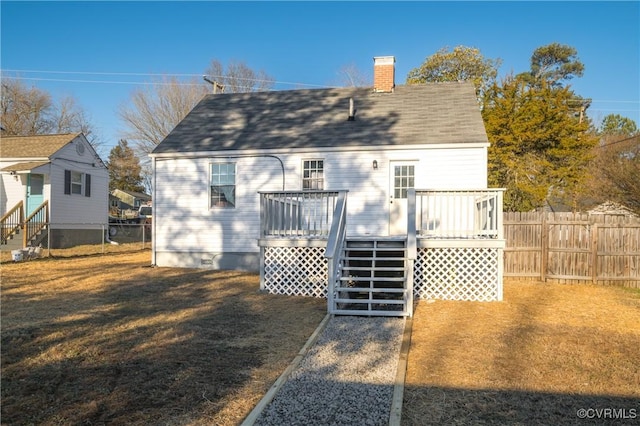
[203,76,225,94]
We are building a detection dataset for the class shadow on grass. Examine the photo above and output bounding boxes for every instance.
[402,385,639,425]
[1,265,326,425]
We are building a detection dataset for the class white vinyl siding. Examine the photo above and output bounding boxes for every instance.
[48,140,108,228]
[153,145,487,256]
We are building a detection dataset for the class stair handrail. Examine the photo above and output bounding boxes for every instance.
[1,201,24,245]
[325,191,347,314]
[406,189,417,260]
[405,189,417,317]
[23,200,49,247]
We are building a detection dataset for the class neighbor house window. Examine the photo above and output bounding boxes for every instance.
[302,160,324,190]
[71,171,83,194]
[210,163,236,208]
[64,170,91,197]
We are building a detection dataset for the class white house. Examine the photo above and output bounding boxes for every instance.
[151,56,505,315]
[0,133,109,249]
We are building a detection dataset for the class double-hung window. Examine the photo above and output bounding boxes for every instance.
[64,170,91,197]
[210,163,236,208]
[70,171,84,194]
[302,160,324,190]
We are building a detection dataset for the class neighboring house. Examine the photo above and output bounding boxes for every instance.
[588,201,639,219]
[110,189,151,212]
[150,56,505,315]
[0,133,109,249]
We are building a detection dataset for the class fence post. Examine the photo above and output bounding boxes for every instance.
[540,213,547,282]
[591,222,598,284]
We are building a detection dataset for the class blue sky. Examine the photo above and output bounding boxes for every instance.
[2,1,639,156]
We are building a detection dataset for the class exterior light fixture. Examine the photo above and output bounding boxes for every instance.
[373,160,378,170]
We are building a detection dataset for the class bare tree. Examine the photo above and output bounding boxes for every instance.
[118,76,207,192]
[583,134,640,214]
[204,59,275,93]
[333,62,371,87]
[0,78,101,148]
[1,78,53,135]
[118,60,275,192]
[118,76,207,156]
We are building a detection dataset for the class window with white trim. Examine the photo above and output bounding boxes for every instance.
[71,171,83,194]
[302,160,324,190]
[210,163,236,208]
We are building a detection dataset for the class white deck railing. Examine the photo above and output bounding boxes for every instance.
[414,189,505,239]
[260,191,343,238]
[325,192,348,314]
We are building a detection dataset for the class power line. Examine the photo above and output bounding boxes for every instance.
[597,134,639,148]
[3,68,637,99]
[0,69,331,89]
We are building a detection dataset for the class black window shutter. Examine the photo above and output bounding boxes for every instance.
[64,170,71,194]
[85,174,91,197]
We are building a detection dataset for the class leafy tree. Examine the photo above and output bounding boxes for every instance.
[107,139,145,193]
[406,46,502,100]
[0,78,99,148]
[599,114,638,136]
[517,43,585,88]
[483,75,599,211]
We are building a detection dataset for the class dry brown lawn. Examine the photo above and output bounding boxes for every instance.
[2,246,639,425]
[1,247,326,425]
[403,281,640,425]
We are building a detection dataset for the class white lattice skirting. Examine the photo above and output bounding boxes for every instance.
[263,245,502,302]
[263,246,328,298]
[414,247,501,301]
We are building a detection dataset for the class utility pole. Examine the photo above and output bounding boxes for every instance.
[203,76,225,94]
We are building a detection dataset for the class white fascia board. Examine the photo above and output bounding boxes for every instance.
[149,142,489,160]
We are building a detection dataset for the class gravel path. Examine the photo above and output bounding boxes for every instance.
[251,316,405,426]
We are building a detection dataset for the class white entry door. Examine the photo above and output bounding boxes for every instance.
[389,161,416,235]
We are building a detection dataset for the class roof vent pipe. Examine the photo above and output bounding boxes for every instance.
[348,98,356,121]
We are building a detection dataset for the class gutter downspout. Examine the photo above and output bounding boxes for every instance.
[151,156,157,266]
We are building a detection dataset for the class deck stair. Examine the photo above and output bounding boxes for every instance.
[332,237,411,317]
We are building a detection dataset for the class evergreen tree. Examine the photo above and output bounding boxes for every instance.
[599,114,638,136]
[482,76,599,211]
[108,140,145,193]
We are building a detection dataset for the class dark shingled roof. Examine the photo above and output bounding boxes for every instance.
[152,82,488,155]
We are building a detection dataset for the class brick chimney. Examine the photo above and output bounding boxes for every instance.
[373,56,395,92]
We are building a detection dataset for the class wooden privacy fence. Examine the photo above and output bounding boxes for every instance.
[504,212,640,287]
